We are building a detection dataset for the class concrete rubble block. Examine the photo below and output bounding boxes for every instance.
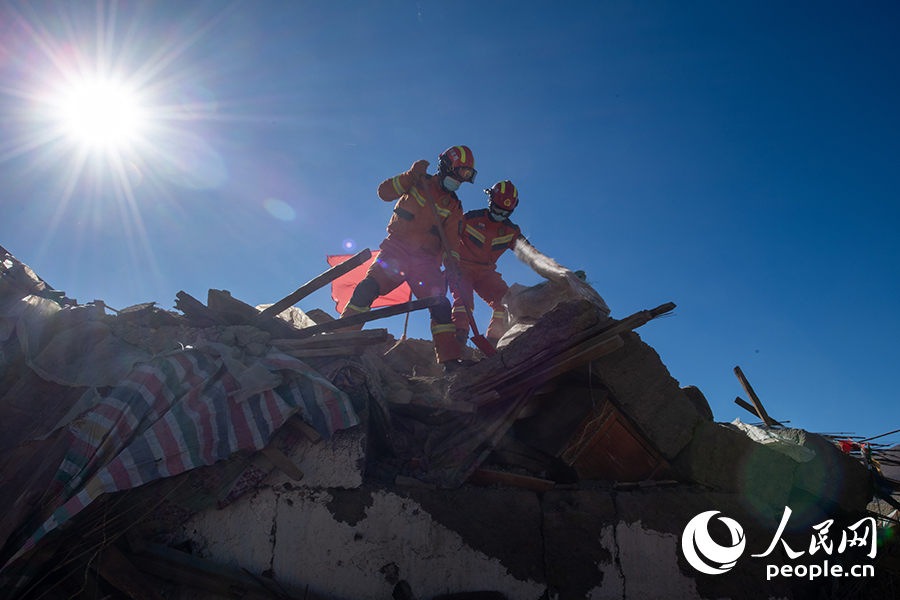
[256,303,317,330]
[612,490,795,600]
[271,487,545,600]
[682,385,714,422]
[269,421,367,490]
[590,330,706,461]
[673,421,797,518]
[778,429,871,515]
[382,338,442,377]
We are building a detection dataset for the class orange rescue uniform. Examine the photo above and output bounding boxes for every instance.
[451,208,523,342]
[342,169,463,363]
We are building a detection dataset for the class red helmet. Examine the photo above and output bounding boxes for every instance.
[438,145,477,183]
[485,180,519,212]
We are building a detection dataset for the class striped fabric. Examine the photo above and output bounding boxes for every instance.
[2,349,358,570]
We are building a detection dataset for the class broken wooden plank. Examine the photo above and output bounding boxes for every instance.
[474,335,625,406]
[126,540,333,600]
[614,479,680,490]
[174,291,228,326]
[270,329,388,350]
[125,527,147,555]
[91,544,166,600]
[467,468,555,492]
[294,295,447,338]
[407,395,478,414]
[734,396,784,426]
[283,345,366,358]
[284,415,324,443]
[254,248,372,325]
[260,444,304,481]
[206,289,299,338]
[461,302,674,400]
[395,475,438,490]
[733,366,777,427]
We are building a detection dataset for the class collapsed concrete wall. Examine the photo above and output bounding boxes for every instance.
[165,426,872,600]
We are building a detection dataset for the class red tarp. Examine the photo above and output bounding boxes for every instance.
[328,252,411,314]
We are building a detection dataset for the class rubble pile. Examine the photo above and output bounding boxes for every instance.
[0,244,894,600]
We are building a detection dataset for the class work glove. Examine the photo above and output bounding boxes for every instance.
[444,264,461,290]
[407,159,430,182]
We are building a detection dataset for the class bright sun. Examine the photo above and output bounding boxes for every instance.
[57,79,146,148]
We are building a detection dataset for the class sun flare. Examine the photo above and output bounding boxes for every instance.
[57,79,146,148]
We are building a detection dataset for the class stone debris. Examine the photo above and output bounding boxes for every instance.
[0,243,894,600]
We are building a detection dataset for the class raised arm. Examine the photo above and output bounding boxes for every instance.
[377,159,430,201]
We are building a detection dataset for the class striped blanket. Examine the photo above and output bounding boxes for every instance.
[0,348,358,581]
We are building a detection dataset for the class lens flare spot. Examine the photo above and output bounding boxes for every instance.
[342,238,356,251]
[265,199,296,221]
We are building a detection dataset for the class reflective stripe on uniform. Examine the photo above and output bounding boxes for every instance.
[452,306,468,314]
[431,323,456,335]
[410,186,427,207]
[465,224,486,244]
[492,233,515,246]
[493,310,506,318]
[345,303,371,314]
[391,175,405,196]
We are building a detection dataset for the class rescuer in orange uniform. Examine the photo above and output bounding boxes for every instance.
[451,180,525,348]
[340,146,477,370]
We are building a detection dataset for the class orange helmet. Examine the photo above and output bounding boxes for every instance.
[438,145,477,183]
[485,180,519,213]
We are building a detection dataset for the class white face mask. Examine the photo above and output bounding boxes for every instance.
[489,210,505,222]
[441,176,461,192]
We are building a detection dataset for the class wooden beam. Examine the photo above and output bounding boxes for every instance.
[294,295,447,338]
[734,396,784,426]
[733,366,777,427]
[174,291,228,326]
[469,335,625,406]
[254,248,372,325]
[91,544,167,600]
[467,468,555,492]
[260,444,304,481]
[284,416,324,443]
[460,302,674,400]
[126,540,334,600]
[395,475,438,490]
[270,329,388,350]
[283,346,366,358]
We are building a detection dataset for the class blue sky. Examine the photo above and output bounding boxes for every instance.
[1,1,897,443]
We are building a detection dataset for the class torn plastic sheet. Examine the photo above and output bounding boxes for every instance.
[730,418,816,463]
